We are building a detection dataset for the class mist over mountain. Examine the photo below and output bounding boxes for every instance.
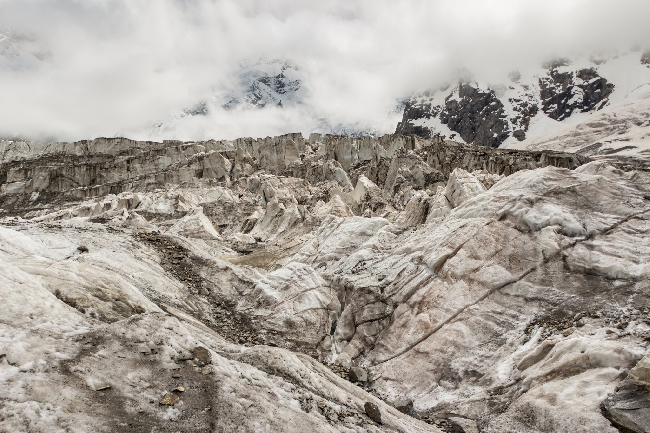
[2,0,650,142]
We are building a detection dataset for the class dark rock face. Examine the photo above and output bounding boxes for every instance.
[601,379,650,433]
[396,82,515,148]
[395,99,441,138]
[439,83,510,148]
[512,130,526,141]
[509,97,538,141]
[601,354,650,433]
[396,61,617,148]
[539,67,614,121]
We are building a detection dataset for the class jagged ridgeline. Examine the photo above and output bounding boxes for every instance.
[0,133,586,216]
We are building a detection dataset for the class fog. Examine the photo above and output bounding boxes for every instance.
[1,0,649,142]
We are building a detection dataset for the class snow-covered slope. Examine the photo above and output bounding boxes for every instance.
[147,60,306,137]
[505,83,650,158]
[145,59,398,140]
[397,50,650,158]
[220,59,304,110]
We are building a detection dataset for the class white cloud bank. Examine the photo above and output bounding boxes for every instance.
[1,0,650,141]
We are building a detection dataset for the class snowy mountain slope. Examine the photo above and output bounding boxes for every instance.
[146,60,306,137]
[397,51,650,155]
[219,59,304,110]
[505,83,650,159]
[144,59,400,140]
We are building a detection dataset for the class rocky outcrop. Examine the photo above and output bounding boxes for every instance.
[396,82,512,147]
[439,83,510,148]
[507,83,650,163]
[508,97,538,141]
[395,98,441,138]
[602,353,650,433]
[539,67,614,121]
[395,60,620,148]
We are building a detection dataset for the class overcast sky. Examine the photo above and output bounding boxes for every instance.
[1,0,650,142]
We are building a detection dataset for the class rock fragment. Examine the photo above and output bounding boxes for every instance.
[175,351,194,362]
[87,379,111,391]
[349,366,368,382]
[192,346,211,365]
[364,401,381,424]
[449,416,480,433]
[159,393,180,406]
[394,399,413,414]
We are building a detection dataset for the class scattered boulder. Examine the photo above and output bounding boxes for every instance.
[394,399,413,414]
[364,401,382,424]
[159,393,180,406]
[349,366,368,382]
[192,346,212,365]
[87,378,111,391]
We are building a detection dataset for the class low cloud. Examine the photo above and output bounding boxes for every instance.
[1,0,649,142]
